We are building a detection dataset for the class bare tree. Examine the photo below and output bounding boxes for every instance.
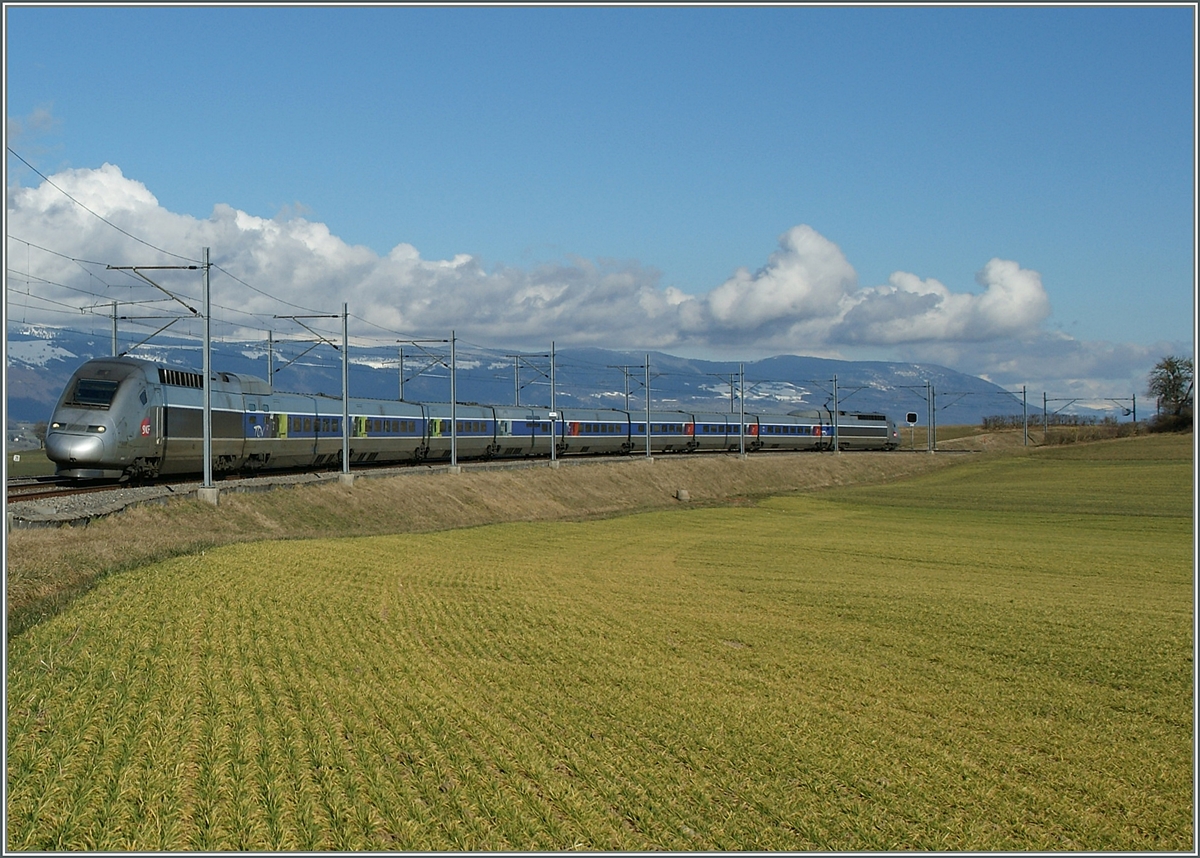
[1148,355,1194,417]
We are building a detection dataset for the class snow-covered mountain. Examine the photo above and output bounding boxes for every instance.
[5,322,1029,426]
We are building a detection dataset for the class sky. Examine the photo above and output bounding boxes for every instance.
[4,4,1196,407]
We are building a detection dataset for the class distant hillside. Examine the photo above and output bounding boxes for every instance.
[6,322,1027,426]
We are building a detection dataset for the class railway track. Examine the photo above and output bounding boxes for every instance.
[7,478,124,505]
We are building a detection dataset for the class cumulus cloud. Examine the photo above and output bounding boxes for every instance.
[7,162,1062,364]
[834,259,1052,344]
[705,225,856,329]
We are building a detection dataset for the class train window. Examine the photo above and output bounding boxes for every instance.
[71,378,120,408]
[304,418,312,432]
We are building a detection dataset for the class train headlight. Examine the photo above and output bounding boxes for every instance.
[87,425,107,433]
[51,421,63,430]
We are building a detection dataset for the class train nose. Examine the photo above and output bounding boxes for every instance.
[45,431,106,465]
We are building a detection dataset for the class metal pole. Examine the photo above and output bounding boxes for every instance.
[202,248,213,489]
[646,355,652,458]
[1132,394,1137,424]
[549,341,557,464]
[1043,391,1048,443]
[931,384,937,453]
[739,363,746,456]
[514,354,520,406]
[267,330,274,393]
[399,346,404,401]
[341,303,349,475]
[730,373,735,414]
[450,330,457,467]
[1022,385,1028,446]
[111,301,118,356]
[926,381,933,453]
[832,374,840,454]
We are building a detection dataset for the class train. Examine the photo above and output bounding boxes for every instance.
[44,356,901,480]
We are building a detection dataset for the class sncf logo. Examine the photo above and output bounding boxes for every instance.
[140,418,152,436]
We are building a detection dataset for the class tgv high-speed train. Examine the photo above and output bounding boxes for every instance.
[44,357,900,480]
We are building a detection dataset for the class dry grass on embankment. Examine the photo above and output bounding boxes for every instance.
[6,450,964,634]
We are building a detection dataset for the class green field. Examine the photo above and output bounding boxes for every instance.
[5,435,1194,850]
[5,449,53,479]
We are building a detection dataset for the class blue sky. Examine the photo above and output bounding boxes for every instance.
[5,4,1196,402]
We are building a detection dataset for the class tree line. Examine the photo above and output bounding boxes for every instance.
[982,356,1192,434]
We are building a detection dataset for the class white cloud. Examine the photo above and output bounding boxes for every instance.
[4,162,1162,395]
[833,259,1051,344]
[705,225,856,329]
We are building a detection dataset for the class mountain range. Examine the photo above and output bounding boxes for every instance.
[6,323,1039,428]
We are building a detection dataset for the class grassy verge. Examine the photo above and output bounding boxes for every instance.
[5,434,1193,850]
[6,450,960,635]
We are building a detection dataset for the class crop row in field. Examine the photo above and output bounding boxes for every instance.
[5,434,1194,850]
